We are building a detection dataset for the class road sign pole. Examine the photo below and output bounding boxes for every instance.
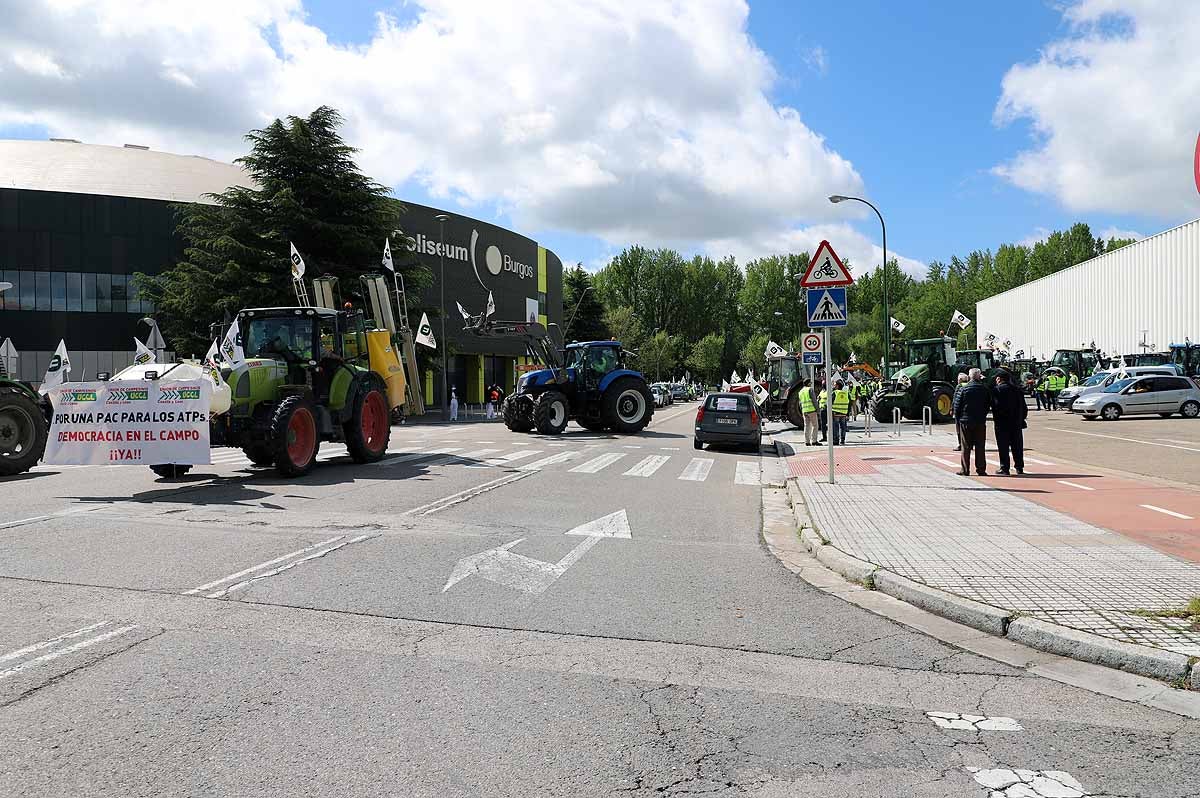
[825,328,834,485]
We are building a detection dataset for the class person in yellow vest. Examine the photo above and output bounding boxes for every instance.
[831,379,851,445]
[848,381,860,420]
[817,380,829,443]
[799,380,820,446]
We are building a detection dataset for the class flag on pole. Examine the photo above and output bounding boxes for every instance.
[133,337,155,366]
[220,321,245,365]
[456,301,472,322]
[890,316,906,333]
[849,351,858,364]
[382,238,394,273]
[751,379,768,406]
[289,242,306,280]
[951,310,971,329]
[485,291,495,319]
[415,312,437,349]
[730,370,741,384]
[40,339,71,394]
[204,339,222,367]
[720,379,731,392]
[764,340,787,359]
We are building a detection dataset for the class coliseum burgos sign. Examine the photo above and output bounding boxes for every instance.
[411,229,534,280]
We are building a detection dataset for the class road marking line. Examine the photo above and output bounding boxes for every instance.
[519,451,581,471]
[734,461,760,485]
[678,457,714,482]
[623,455,670,477]
[652,405,699,425]
[622,445,642,449]
[183,535,347,595]
[1023,456,1056,466]
[1047,427,1200,453]
[1157,438,1197,445]
[0,625,138,681]
[206,534,375,598]
[1140,504,1194,520]
[659,447,680,451]
[925,455,960,467]
[570,453,627,473]
[375,447,461,467]
[481,449,543,466]
[426,448,501,467]
[406,471,533,516]
[0,621,112,663]
[0,505,96,531]
[1057,480,1096,491]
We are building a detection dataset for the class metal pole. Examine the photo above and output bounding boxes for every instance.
[436,214,449,419]
[825,328,835,485]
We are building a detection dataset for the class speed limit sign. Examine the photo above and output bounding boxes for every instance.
[802,333,823,365]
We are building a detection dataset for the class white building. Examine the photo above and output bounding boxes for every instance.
[977,218,1200,359]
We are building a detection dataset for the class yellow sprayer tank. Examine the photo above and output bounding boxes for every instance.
[366,329,407,411]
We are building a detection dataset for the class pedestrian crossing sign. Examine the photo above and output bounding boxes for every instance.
[807,287,848,328]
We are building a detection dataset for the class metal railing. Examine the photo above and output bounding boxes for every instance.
[921,405,933,435]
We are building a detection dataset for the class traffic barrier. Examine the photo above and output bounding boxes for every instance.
[892,407,901,438]
[921,405,932,435]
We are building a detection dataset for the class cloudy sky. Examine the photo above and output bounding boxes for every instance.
[2,0,1198,276]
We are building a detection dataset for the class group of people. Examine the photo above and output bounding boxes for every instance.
[952,369,1028,476]
[1032,369,1078,411]
[447,383,507,422]
[796,378,872,447]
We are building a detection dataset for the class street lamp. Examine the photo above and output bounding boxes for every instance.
[435,213,450,419]
[829,194,889,376]
[140,316,166,363]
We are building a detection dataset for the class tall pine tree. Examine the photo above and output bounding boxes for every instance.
[139,106,430,353]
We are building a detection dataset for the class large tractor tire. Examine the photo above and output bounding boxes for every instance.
[503,396,534,433]
[929,387,954,422]
[345,374,391,464]
[784,389,805,429]
[873,402,894,425]
[534,390,570,435]
[601,377,654,434]
[0,388,48,477]
[149,464,193,479]
[272,395,320,477]
[242,444,275,466]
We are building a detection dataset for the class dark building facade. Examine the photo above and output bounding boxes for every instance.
[0,141,563,408]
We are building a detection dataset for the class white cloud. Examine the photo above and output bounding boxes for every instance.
[1096,226,1142,242]
[994,1,1200,218]
[804,46,828,76]
[0,0,868,255]
[705,222,927,278]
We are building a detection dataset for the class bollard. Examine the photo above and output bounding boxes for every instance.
[921,405,932,435]
[892,406,901,438]
[864,410,872,438]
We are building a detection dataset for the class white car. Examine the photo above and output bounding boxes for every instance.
[650,385,669,407]
[1072,375,1200,420]
[1061,367,1175,410]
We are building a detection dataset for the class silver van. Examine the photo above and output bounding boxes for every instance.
[1060,367,1176,410]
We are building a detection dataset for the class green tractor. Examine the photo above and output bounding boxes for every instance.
[1048,348,1102,383]
[873,336,959,424]
[763,354,807,427]
[157,306,393,479]
[0,283,49,477]
[1168,341,1199,378]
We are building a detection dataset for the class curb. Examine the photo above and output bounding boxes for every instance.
[772,458,1199,692]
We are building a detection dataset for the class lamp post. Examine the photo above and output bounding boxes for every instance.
[829,195,888,376]
[435,214,450,419]
[140,316,166,363]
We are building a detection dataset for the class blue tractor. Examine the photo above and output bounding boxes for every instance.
[464,317,653,435]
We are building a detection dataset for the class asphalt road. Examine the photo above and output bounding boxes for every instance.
[2,402,1198,796]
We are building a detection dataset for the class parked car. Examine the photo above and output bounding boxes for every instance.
[652,382,673,405]
[670,383,687,402]
[1072,375,1200,420]
[694,392,762,450]
[650,385,669,407]
[1060,367,1175,410]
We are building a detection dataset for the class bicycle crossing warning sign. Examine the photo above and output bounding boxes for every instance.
[807,287,848,328]
[798,240,853,288]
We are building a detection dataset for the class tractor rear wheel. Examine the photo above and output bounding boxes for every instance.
[242,444,275,466]
[929,387,953,422]
[785,389,805,429]
[0,389,47,477]
[149,464,192,479]
[272,395,320,476]
[503,396,534,432]
[602,377,653,433]
[534,390,570,435]
[345,375,391,463]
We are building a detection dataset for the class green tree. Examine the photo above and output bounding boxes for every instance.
[140,106,427,354]
[687,333,725,385]
[603,305,644,350]
[639,330,678,381]
[739,332,770,375]
[562,264,606,342]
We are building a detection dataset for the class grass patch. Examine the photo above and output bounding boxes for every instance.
[1131,596,1200,629]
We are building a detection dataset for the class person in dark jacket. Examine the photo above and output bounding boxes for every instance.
[991,370,1028,475]
[952,368,992,476]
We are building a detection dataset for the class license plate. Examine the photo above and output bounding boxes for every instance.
[717,417,738,425]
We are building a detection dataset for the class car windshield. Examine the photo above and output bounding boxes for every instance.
[243,316,315,361]
[1082,373,1108,386]
[1104,378,1135,393]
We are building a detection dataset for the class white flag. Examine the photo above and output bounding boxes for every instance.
[751,380,768,406]
[40,339,71,394]
[133,337,155,366]
[204,339,222,367]
[730,370,741,384]
[382,238,394,273]
[456,301,472,322]
[764,340,787,359]
[289,242,306,280]
[221,321,245,365]
[849,350,858,364]
[485,291,495,319]
[415,312,437,349]
[720,379,731,392]
[951,310,971,329]
[890,317,906,333]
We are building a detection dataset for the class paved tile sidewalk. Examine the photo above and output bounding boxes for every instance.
[773,424,1200,657]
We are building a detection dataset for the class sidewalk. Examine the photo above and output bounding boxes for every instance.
[773,420,1200,660]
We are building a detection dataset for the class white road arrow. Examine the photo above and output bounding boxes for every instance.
[441,509,632,595]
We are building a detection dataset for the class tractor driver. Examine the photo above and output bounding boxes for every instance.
[591,347,617,378]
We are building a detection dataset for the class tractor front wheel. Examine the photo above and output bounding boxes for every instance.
[345,376,391,463]
[785,389,805,429]
[602,377,653,434]
[272,395,320,477]
[0,389,48,477]
[503,396,534,432]
[929,387,953,422]
[534,390,570,435]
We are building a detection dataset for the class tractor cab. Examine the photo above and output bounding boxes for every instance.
[955,349,997,375]
[1050,348,1101,382]
[564,341,626,392]
[1168,342,1199,378]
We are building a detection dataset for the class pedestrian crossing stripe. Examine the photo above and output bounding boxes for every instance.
[570,453,626,473]
[623,455,670,477]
